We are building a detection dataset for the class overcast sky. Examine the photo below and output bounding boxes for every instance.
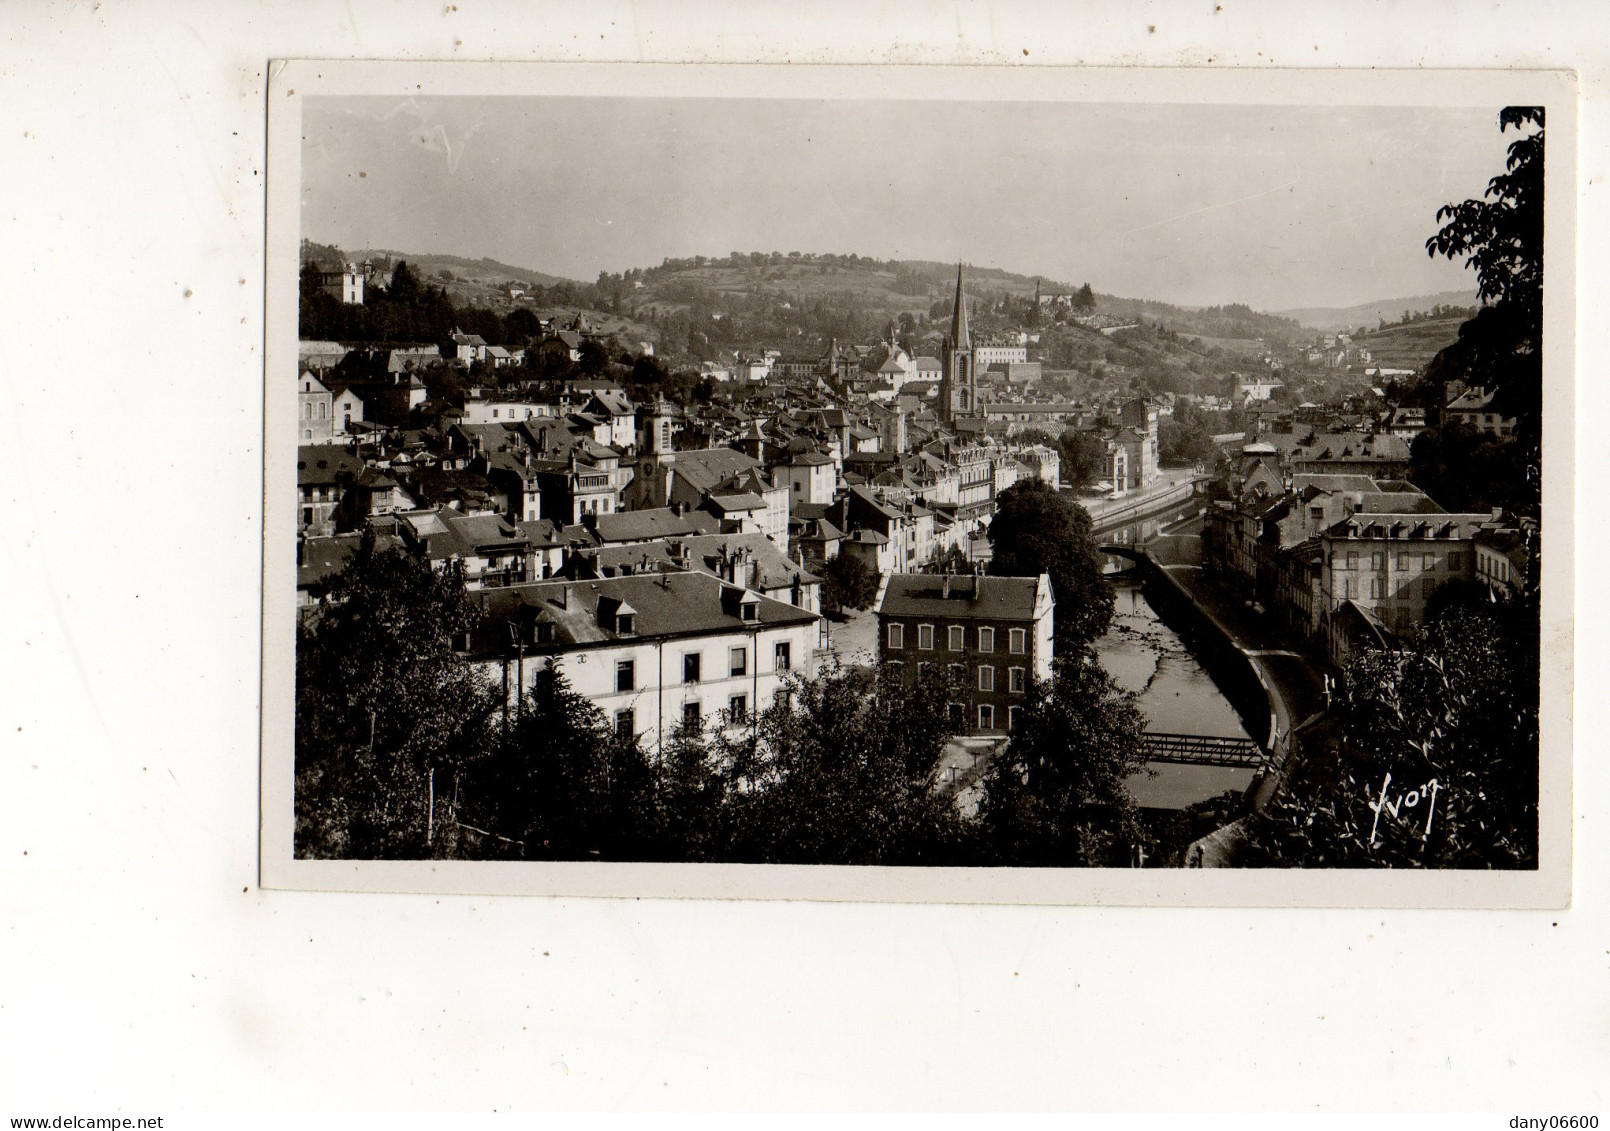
[300,96,1515,312]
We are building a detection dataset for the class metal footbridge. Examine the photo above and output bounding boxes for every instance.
[1139,731,1266,768]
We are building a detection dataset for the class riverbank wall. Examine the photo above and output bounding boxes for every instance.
[1131,554,1284,801]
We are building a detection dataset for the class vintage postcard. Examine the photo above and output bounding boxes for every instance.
[261,61,1575,905]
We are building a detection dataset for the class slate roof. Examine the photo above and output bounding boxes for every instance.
[706,492,767,514]
[467,570,819,657]
[669,448,768,495]
[297,446,364,487]
[876,572,1047,622]
[591,507,718,544]
[297,531,399,591]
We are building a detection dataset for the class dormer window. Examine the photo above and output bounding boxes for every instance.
[617,613,635,635]
[740,599,759,622]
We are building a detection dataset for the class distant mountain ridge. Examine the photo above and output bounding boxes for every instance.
[303,239,1472,344]
[1276,290,1480,332]
[301,241,582,288]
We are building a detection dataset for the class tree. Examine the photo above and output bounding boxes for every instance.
[1057,430,1107,491]
[386,260,422,306]
[1244,596,1539,868]
[705,659,970,865]
[1158,417,1219,469]
[475,661,664,860]
[1074,282,1097,312]
[1426,107,1543,325]
[1422,107,1544,501]
[922,544,969,574]
[987,478,1115,653]
[294,534,498,859]
[819,552,878,616]
[577,339,611,375]
[974,655,1149,866]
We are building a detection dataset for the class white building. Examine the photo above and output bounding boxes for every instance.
[467,571,821,751]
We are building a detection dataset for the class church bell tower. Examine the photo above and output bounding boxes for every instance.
[941,262,976,427]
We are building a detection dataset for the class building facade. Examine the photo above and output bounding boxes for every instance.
[466,571,821,752]
[873,571,1055,736]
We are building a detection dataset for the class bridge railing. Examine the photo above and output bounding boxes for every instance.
[1139,731,1267,768]
[1088,480,1203,535]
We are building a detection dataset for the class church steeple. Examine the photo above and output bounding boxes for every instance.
[940,262,976,428]
[950,261,971,351]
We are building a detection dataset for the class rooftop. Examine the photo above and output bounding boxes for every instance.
[467,570,819,657]
[877,572,1049,622]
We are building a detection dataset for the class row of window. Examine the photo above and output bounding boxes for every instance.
[1337,576,1440,600]
[887,660,1026,693]
[886,623,1027,654]
[1338,550,1464,572]
[616,694,759,738]
[945,702,1015,730]
[616,642,794,693]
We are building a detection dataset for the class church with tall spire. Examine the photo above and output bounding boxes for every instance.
[939,262,977,428]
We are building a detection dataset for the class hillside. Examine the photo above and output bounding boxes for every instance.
[1276,290,1478,332]
[1354,317,1468,371]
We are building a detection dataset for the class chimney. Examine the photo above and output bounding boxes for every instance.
[942,573,951,599]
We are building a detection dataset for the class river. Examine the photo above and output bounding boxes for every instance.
[1096,570,1257,811]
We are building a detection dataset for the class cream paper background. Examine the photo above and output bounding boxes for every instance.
[2,0,1605,1111]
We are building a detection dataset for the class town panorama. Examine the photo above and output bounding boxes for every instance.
[292,110,1543,870]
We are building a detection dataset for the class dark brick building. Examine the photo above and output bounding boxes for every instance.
[873,571,1054,735]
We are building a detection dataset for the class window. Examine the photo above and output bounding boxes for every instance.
[887,623,904,650]
[614,709,634,737]
[1370,577,1384,599]
[1448,552,1463,572]
[1008,628,1026,654]
[917,661,932,679]
[728,694,748,721]
[1008,705,1019,731]
[978,665,995,692]
[948,625,964,651]
[740,600,758,622]
[978,704,995,730]
[1398,552,1409,570]
[1346,552,1358,569]
[682,701,701,730]
[683,652,701,683]
[1423,553,1435,570]
[730,646,747,677]
[948,702,965,729]
[977,627,995,652]
[1008,667,1025,693]
[536,622,554,645]
[775,641,791,672]
[616,614,635,635]
[615,660,635,693]
[917,624,934,650]
[948,663,964,684]
[1423,577,1438,599]
[1371,552,1384,570]
[1310,506,1324,522]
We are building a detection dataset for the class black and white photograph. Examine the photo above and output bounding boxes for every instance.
[5,3,1607,1118]
[264,63,1573,901]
